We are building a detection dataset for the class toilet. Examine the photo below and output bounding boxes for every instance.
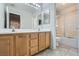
[56,37,61,47]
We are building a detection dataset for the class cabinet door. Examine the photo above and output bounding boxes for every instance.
[30,33,38,55]
[39,32,46,51]
[30,46,38,55]
[15,34,29,56]
[0,35,14,56]
[46,32,50,48]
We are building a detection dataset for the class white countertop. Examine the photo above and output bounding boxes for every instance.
[0,29,50,34]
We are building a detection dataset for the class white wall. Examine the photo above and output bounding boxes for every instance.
[7,5,33,29]
[50,4,56,49]
[0,4,5,29]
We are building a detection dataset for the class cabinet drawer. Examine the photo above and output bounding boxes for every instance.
[39,32,45,36]
[31,33,38,39]
[30,46,38,55]
[17,35,26,38]
[30,39,38,47]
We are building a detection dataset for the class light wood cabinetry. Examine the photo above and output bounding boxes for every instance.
[30,33,38,55]
[30,46,38,55]
[39,32,46,52]
[15,34,30,56]
[0,32,51,56]
[0,35,14,56]
[46,32,50,48]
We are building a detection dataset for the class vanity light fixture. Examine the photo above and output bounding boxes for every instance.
[34,3,40,7]
[25,3,40,9]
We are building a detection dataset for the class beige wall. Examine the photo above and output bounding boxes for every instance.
[56,4,77,38]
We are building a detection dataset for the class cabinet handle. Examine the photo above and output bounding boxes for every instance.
[18,36,24,38]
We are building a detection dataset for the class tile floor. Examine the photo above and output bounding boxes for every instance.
[36,47,78,56]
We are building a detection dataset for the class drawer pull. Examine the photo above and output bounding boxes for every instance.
[18,36,24,38]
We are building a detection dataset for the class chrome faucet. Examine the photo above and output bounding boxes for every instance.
[12,26,15,32]
[12,28,15,32]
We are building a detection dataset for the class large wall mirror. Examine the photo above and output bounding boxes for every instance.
[0,3,50,29]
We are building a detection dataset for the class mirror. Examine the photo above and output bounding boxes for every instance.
[43,10,50,24]
[0,3,50,29]
[37,3,50,25]
[5,3,40,29]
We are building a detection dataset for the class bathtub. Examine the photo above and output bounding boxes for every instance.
[60,37,79,49]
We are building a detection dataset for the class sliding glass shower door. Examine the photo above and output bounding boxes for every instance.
[56,3,79,55]
[64,4,78,55]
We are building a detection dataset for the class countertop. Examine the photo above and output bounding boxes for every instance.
[0,29,51,34]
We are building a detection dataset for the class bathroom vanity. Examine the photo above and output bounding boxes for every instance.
[0,3,51,56]
[0,31,51,56]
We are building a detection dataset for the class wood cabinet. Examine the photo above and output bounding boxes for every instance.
[0,35,14,56]
[39,32,46,52]
[30,33,38,55]
[0,32,51,56]
[15,34,30,56]
[46,32,50,48]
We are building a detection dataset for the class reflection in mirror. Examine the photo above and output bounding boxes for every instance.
[9,13,20,29]
[38,14,42,25]
[0,3,50,29]
[37,3,50,25]
[5,3,42,29]
[43,10,50,24]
